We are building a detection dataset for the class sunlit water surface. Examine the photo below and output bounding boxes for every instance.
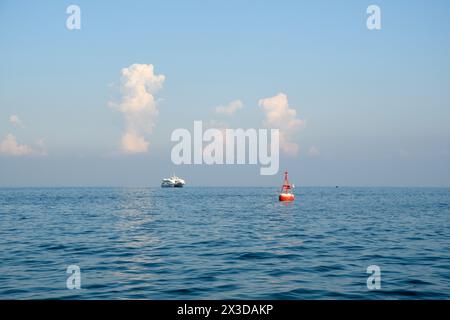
[1,187,449,299]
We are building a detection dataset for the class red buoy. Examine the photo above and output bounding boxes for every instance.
[279,170,295,202]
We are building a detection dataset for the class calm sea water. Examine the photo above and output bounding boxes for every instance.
[0,187,449,299]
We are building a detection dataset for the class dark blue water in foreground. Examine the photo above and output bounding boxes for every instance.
[1,187,450,299]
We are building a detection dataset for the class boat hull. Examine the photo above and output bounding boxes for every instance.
[161,176,185,188]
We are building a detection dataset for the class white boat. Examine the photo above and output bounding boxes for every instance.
[161,174,186,188]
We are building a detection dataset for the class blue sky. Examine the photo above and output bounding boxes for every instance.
[1,0,449,187]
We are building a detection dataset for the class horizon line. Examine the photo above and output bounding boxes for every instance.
[1,185,449,189]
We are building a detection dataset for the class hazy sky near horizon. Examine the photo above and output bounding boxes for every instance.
[1,0,450,187]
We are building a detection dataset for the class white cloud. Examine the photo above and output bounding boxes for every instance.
[110,63,165,153]
[0,134,46,156]
[215,99,243,115]
[307,146,320,157]
[258,93,304,156]
[9,115,23,127]
[121,132,149,153]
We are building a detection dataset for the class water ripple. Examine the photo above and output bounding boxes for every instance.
[0,187,449,299]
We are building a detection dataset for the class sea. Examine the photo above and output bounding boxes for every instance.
[0,187,449,299]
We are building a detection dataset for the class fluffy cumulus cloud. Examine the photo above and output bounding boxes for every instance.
[111,63,165,153]
[258,93,304,156]
[9,115,23,127]
[215,99,243,115]
[0,134,46,156]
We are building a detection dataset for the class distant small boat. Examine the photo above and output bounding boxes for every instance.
[279,170,295,202]
[161,174,186,188]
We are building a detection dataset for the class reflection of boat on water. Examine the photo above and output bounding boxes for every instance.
[161,174,186,188]
[279,170,295,202]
